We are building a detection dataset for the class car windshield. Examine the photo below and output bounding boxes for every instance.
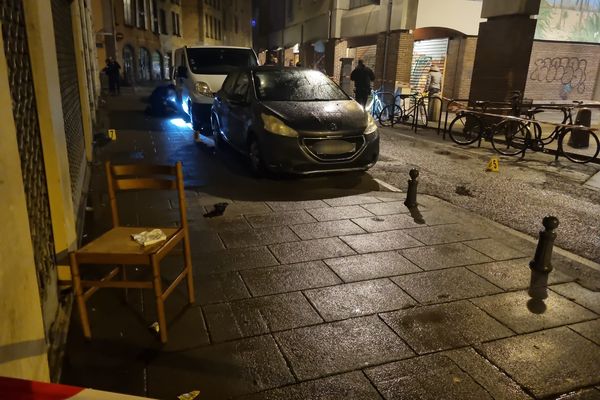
[253,69,349,101]
[186,48,258,74]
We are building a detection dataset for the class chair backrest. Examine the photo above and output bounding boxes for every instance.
[105,161,187,230]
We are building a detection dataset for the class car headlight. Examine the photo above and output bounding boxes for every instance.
[194,81,213,97]
[261,113,298,137]
[364,113,377,135]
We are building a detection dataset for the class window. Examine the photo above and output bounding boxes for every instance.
[234,15,238,34]
[349,0,380,9]
[205,14,209,37]
[136,0,146,29]
[210,16,214,38]
[185,47,258,74]
[221,72,239,96]
[159,9,167,34]
[151,0,159,33]
[217,19,221,40]
[123,0,133,25]
[253,70,349,102]
[286,0,293,22]
[171,11,180,36]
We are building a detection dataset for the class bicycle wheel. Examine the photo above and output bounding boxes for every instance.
[491,119,529,156]
[417,101,428,128]
[379,104,402,127]
[448,113,483,145]
[560,129,600,163]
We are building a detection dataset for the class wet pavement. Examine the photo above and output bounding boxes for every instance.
[61,91,600,399]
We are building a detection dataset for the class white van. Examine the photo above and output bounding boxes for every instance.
[173,46,259,134]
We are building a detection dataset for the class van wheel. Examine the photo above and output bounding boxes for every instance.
[248,136,264,177]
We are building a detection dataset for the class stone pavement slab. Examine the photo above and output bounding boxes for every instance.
[478,327,600,398]
[269,237,355,264]
[569,319,600,345]
[391,267,502,304]
[307,205,374,221]
[304,278,416,321]
[467,258,574,291]
[360,201,411,216]
[273,315,414,381]
[196,271,251,305]
[405,224,488,245]
[442,347,532,400]
[219,226,299,248]
[194,215,252,232]
[238,371,382,400]
[324,251,421,282]
[147,334,295,399]
[551,282,600,314]
[464,238,526,260]
[351,213,421,232]
[290,219,365,239]
[472,290,598,334]
[240,261,341,296]
[201,246,279,274]
[400,242,493,270]
[323,195,381,207]
[246,210,316,228]
[340,230,422,253]
[266,199,328,211]
[364,353,494,400]
[216,200,271,216]
[381,301,513,354]
[203,292,323,342]
[188,229,225,253]
[557,389,600,399]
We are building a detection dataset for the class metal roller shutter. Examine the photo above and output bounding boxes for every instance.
[1,0,57,327]
[410,38,449,93]
[51,0,86,210]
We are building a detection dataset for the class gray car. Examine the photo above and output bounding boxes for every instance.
[210,66,379,175]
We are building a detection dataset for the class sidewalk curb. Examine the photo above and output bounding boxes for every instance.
[375,178,600,275]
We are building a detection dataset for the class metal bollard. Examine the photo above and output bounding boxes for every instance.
[528,216,559,302]
[529,216,559,273]
[404,169,419,208]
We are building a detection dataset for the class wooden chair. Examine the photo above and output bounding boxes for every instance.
[69,161,194,343]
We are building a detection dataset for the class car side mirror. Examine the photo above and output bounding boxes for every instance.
[177,66,188,79]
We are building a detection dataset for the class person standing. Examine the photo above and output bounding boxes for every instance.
[425,65,442,95]
[103,57,121,95]
[350,59,375,107]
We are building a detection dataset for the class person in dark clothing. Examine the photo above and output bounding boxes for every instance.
[145,84,178,116]
[350,59,375,107]
[103,57,121,95]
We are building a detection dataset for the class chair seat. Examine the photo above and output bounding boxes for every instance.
[75,226,181,265]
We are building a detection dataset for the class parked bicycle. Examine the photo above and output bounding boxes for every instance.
[491,106,599,164]
[366,87,394,119]
[379,91,428,128]
[448,104,599,163]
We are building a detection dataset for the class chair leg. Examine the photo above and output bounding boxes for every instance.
[183,235,195,304]
[151,255,168,343]
[121,265,128,303]
[69,253,92,340]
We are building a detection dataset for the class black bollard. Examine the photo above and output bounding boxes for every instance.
[528,216,559,302]
[404,169,419,208]
[529,216,559,273]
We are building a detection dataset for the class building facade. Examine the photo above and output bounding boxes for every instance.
[181,0,253,48]
[254,0,600,102]
[93,0,185,85]
[1,0,99,382]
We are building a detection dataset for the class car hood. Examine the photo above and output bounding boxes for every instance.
[262,100,368,135]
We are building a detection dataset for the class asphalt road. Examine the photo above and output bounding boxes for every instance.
[372,124,600,264]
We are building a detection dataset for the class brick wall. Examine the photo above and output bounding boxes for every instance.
[457,37,477,99]
[524,41,600,101]
[373,31,413,91]
[331,39,348,84]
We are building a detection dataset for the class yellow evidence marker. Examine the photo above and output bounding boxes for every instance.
[108,129,117,140]
[486,156,499,172]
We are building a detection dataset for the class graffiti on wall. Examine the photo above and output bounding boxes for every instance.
[529,57,588,99]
